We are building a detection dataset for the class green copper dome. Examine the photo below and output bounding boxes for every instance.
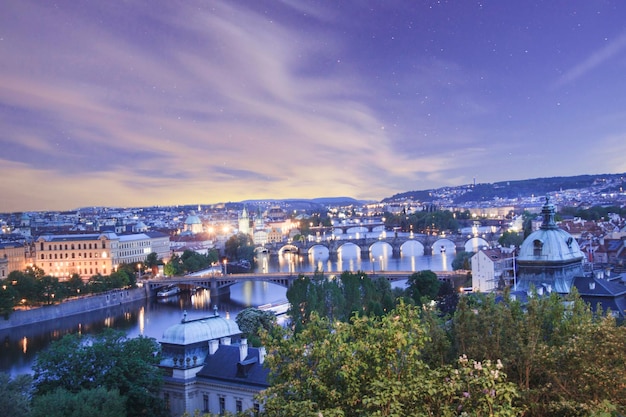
[518,197,585,263]
[162,314,241,346]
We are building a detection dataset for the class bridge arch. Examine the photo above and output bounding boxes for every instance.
[464,236,489,252]
[307,244,330,258]
[432,238,457,254]
[278,244,299,255]
[399,240,425,256]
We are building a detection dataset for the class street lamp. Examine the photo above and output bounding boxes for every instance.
[223,259,228,275]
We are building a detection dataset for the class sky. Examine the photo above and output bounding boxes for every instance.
[2,1,626,212]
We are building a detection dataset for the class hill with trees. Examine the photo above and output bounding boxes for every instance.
[384,172,626,204]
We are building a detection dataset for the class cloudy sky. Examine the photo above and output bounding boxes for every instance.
[2,1,626,212]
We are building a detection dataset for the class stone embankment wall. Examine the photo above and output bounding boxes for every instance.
[0,287,149,330]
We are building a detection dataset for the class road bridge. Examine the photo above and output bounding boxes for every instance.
[145,270,462,295]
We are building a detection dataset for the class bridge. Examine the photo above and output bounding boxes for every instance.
[145,270,463,295]
[263,233,495,257]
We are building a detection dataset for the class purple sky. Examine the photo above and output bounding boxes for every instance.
[2,1,626,212]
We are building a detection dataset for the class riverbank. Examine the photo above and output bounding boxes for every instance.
[0,287,148,330]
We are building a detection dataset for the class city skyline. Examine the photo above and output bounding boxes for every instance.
[2,1,626,212]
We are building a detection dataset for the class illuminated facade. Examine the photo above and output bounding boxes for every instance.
[0,242,28,278]
[35,231,171,279]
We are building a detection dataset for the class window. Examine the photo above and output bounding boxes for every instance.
[533,239,543,257]
[219,397,225,415]
[40,243,44,251]
[253,403,260,416]
[236,399,242,413]
[164,393,170,411]
[203,394,209,412]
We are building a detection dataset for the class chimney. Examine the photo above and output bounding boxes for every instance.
[221,337,231,346]
[208,339,219,355]
[259,346,266,365]
[239,339,248,362]
[589,282,596,290]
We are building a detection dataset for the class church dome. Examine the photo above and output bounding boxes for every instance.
[162,314,241,346]
[184,211,201,225]
[517,197,585,263]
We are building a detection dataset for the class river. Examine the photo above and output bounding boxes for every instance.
[0,240,455,377]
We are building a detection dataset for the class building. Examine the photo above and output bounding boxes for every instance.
[183,212,203,235]
[0,242,28,278]
[35,231,171,279]
[238,206,250,236]
[512,197,626,317]
[159,311,268,416]
[515,197,586,294]
[471,247,515,292]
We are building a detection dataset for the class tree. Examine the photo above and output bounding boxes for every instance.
[33,329,167,417]
[236,308,277,346]
[31,387,127,417]
[406,270,440,305]
[66,273,85,296]
[0,372,32,416]
[145,252,160,276]
[0,282,16,318]
[225,233,255,261]
[261,302,520,417]
[451,250,473,271]
[498,230,524,248]
[9,270,39,306]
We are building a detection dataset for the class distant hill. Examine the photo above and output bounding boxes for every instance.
[237,197,370,211]
[383,173,626,204]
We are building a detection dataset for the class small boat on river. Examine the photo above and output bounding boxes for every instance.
[157,285,181,298]
[258,300,290,316]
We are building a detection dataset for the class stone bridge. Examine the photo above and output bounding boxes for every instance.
[262,233,494,257]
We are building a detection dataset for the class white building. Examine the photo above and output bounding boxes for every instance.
[471,247,515,292]
[159,312,268,416]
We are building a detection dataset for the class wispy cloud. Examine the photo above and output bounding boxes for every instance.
[554,31,626,88]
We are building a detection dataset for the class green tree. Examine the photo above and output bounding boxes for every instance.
[33,329,166,417]
[451,250,473,271]
[164,254,182,276]
[145,252,160,276]
[498,230,524,248]
[0,282,16,318]
[406,270,441,305]
[225,233,255,262]
[9,270,39,306]
[31,387,127,417]
[261,302,520,417]
[236,308,277,346]
[0,372,32,416]
[66,273,85,296]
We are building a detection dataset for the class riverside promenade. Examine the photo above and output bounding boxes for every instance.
[0,287,148,330]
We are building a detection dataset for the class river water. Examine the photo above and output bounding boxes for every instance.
[0,239,455,377]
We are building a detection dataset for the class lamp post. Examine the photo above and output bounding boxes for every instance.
[224,259,228,275]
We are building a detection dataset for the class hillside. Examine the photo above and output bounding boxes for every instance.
[383,173,626,204]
